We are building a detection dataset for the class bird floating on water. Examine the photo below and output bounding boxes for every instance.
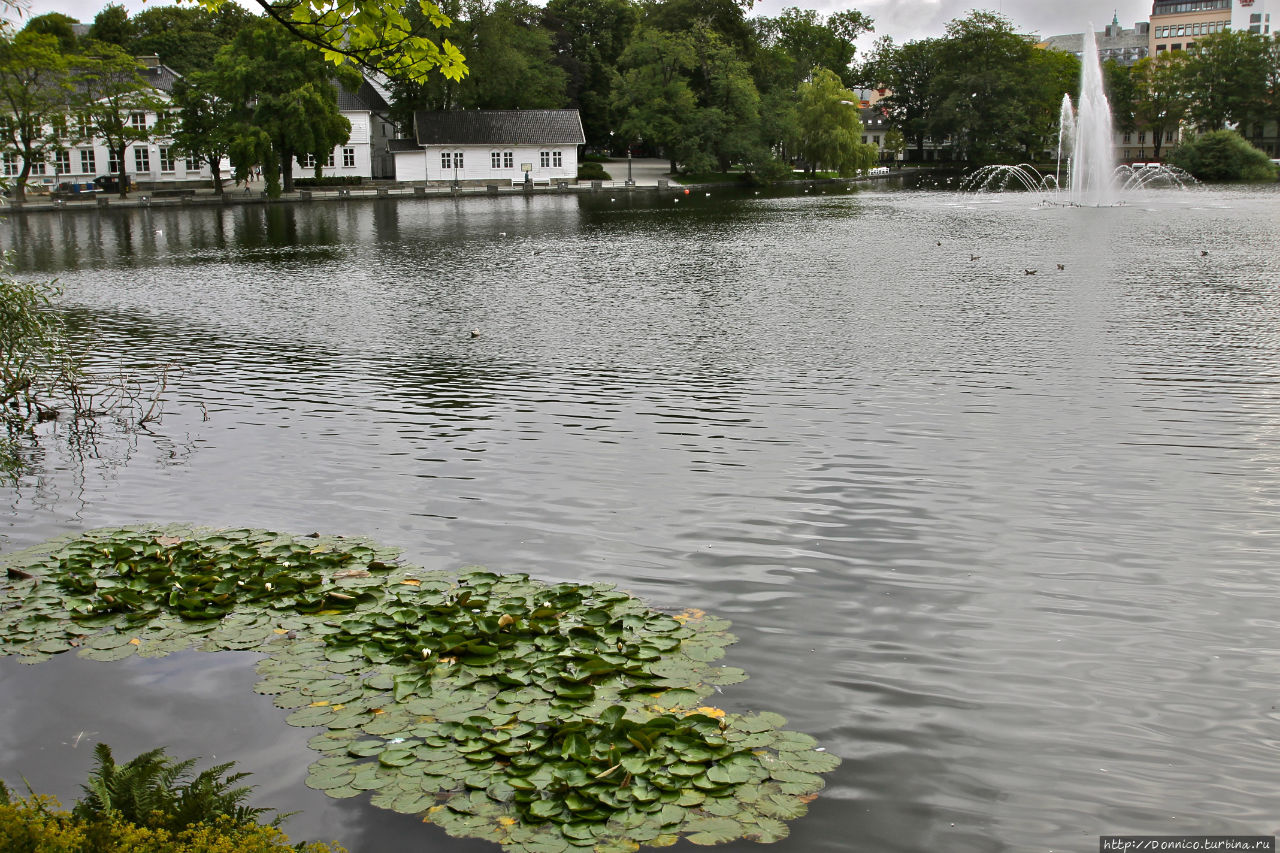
[470,329,481,338]
[1024,269,1038,275]
[970,255,980,261]
[1056,263,1065,270]
[1200,250,1209,257]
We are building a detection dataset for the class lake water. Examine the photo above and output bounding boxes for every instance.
[3,182,1280,853]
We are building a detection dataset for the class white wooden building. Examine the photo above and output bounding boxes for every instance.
[2,56,395,191]
[390,109,585,185]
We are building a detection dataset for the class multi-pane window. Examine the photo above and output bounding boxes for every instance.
[491,151,502,169]
[300,153,316,168]
[342,147,355,167]
[134,147,150,172]
[129,112,147,130]
[2,154,16,176]
[80,149,95,173]
[326,151,336,168]
[29,159,46,175]
[1138,131,1146,143]
[159,147,175,172]
[552,151,562,167]
[108,150,122,174]
[75,113,92,137]
[51,116,68,138]
[442,151,452,169]
[54,151,70,174]
[540,151,550,167]
[503,151,513,168]
[454,151,463,169]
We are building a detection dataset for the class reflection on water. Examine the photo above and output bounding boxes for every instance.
[3,184,1280,853]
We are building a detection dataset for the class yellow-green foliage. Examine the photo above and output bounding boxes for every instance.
[0,795,346,853]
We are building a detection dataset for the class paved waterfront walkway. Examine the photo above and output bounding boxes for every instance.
[6,160,926,214]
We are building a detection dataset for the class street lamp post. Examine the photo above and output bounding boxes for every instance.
[627,150,633,186]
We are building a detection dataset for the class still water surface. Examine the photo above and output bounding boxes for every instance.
[3,184,1280,852]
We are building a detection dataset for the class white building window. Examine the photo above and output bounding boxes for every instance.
[540,151,550,167]
[553,151,562,167]
[343,147,355,167]
[454,151,463,169]
[159,147,175,172]
[301,153,316,168]
[134,148,150,172]
[108,151,122,174]
[491,151,501,169]
[54,151,70,174]
[503,151,513,168]
[326,150,336,168]
[80,149,95,173]
[129,112,147,130]
[441,151,451,169]
[2,154,16,176]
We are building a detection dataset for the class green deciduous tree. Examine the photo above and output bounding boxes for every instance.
[89,4,135,48]
[1103,58,1137,135]
[71,43,163,198]
[865,35,946,161]
[0,29,71,202]
[932,11,1056,164]
[169,72,235,194]
[755,7,872,89]
[613,27,700,172]
[794,66,875,175]
[127,4,254,76]
[1176,29,1272,133]
[457,0,567,109]
[20,13,80,53]
[1132,52,1187,161]
[212,19,357,195]
[543,0,637,149]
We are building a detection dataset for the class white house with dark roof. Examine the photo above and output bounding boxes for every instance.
[390,109,585,185]
[3,56,397,190]
[295,79,396,180]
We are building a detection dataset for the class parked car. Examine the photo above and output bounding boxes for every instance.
[93,174,135,192]
[53,181,99,198]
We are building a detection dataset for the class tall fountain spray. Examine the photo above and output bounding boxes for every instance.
[1064,26,1115,205]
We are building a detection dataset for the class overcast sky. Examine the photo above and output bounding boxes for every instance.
[8,0,1155,52]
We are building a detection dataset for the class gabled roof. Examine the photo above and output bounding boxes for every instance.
[140,62,181,95]
[388,138,420,153]
[337,79,390,113]
[411,110,585,146]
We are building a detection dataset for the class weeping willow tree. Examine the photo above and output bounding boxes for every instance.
[794,67,877,176]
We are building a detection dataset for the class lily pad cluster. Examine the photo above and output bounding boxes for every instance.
[0,526,840,852]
